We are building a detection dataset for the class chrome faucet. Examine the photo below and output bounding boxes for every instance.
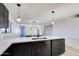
[37,28,40,38]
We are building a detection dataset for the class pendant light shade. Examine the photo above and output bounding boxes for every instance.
[17,17,21,22]
[17,4,21,22]
[52,20,55,24]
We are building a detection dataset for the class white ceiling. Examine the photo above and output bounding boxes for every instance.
[4,3,79,25]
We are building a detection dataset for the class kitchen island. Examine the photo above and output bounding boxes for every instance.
[0,36,65,56]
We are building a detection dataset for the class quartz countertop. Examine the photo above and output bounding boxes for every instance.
[0,36,65,55]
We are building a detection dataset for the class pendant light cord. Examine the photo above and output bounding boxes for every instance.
[18,6,19,18]
[17,4,21,18]
[52,11,54,22]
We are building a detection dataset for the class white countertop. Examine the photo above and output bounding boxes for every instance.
[0,36,64,55]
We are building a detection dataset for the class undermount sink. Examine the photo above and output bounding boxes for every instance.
[32,37,47,40]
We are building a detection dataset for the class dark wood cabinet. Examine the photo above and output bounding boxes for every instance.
[11,43,31,56]
[10,42,46,56]
[0,3,9,28]
[1,39,65,56]
[44,41,51,56]
[52,39,65,56]
[31,41,45,56]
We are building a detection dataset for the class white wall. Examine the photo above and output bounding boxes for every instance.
[9,17,19,35]
[53,16,79,39]
[53,16,79,49]
[43,25,53,36]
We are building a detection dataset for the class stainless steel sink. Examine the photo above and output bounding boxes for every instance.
[32,37,47,40]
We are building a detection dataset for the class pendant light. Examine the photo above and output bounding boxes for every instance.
[52,20,55,24]
[17,4,21,22]
[52,11,55,24]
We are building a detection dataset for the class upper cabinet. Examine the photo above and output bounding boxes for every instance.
[0,3,9,28]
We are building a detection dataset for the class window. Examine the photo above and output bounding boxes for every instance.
[0,28,5,33]
[0,26,11,33]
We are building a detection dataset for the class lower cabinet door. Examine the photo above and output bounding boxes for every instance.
[11,43,32,56]
[31,41,51,56]
[52,40,59,56]
[52,39,65,56]
[44,41,51,56]
[31,42,45,56]
[60,39,65,54]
